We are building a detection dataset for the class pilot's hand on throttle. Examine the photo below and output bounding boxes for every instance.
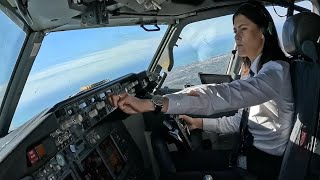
[108,93,154,114]
[179,115,203,130]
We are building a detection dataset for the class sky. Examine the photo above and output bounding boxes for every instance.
[0,1,312,130]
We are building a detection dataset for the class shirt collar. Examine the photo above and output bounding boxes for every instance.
[250,54,262,75]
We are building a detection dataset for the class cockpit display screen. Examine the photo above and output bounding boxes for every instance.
[81,150,113,180]
[62,172,76,180]
[99,136,126,177]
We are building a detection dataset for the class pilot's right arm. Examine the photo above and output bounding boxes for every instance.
[202,109,242,134]
[163,61,287,115]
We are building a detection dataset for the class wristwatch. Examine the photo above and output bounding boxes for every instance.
[151,95,164,113]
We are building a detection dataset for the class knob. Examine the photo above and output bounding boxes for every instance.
[202,175,213,180]
[69,145,77,153]
[71,114,83,124]
[60,122,70,130]
[90,138,96,144]
[45,164,52,173]
[96,101,106,110]
[53,165,61,171]
[38,170,44,177]
[48,175,56,180]
[61,118,74,130]
[89,109,98,118]
[94,134,100,140]
[56,154,66,167]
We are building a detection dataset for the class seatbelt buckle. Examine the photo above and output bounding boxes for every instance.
[237,155,247,170]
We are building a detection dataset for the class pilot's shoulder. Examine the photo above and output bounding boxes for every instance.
[261,60,289,72]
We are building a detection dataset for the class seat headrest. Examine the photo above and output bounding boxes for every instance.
[282,12,320,61]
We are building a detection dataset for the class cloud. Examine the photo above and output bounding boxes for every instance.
[180,16,233,49]
[175,15,234,61]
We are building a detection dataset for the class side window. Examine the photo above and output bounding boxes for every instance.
[294,1,313,14]
[162,15,234,89]
[0,10,26,107]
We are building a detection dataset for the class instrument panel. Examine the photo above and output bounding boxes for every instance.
[31,120,143,180]
[0,71,159,180]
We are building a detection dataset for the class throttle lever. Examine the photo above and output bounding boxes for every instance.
[168,129,183,142]
[179,119,191,135]
[163,120,183,142]
[163,120,173,130]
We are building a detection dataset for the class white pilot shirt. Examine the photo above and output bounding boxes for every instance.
[164,55,294,156]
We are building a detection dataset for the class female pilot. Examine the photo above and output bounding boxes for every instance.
[109,1,294,179]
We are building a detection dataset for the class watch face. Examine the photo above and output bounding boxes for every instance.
[152,95,163,106]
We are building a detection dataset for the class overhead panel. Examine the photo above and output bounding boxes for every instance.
[114,0,166,12]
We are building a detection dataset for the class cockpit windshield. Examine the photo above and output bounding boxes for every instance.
[7,1,312,131]
[10,25,168,130]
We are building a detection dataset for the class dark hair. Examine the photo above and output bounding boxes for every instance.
[242,57,251,67]
[233,1,287,71]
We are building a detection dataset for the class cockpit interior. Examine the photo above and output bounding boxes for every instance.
[0,0,320,179]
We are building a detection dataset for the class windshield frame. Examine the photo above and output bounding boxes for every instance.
[0,2,31,137]
[0,1,29,32]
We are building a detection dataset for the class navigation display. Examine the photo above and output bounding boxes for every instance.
[62,172,76,180]
[99,136,126,177]
[81,150,112,180]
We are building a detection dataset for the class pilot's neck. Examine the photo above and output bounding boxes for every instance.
[250,54,262,74]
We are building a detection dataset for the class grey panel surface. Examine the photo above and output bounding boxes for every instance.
[122,114,155,177]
